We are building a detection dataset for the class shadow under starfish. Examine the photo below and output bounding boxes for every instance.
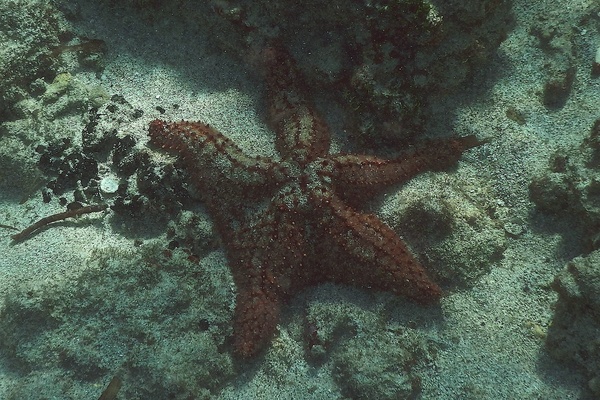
[148,45,484,358]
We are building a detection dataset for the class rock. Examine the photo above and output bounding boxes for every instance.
[547,249,600,397]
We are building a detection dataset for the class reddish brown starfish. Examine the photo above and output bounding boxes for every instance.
[148,46,482,358]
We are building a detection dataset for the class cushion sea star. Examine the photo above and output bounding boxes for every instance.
[148,46,482,358]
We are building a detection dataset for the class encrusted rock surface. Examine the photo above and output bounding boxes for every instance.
[547,249,600,396]
[529,118,600,251]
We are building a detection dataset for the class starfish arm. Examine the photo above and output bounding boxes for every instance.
[263,46,331,163]
[329,135,483,189]
[228,203,307,357]
[316,193,442,304]
[232,287,282,358]
[148,120,282,191]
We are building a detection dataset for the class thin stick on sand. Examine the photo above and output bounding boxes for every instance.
[11,204,108,243]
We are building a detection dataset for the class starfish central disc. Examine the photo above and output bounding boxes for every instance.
[274,158,334,212]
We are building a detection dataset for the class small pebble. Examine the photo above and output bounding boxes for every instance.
[99,174,120,194]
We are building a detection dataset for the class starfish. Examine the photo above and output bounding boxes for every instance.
[148,46,482,358]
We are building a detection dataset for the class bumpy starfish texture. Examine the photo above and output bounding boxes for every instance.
[148,46,482,358]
